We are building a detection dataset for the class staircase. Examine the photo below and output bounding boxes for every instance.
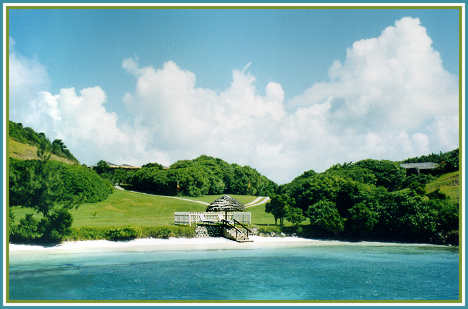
[221,219,253,242]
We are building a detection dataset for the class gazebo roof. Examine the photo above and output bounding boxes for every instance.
[206,195,245,212]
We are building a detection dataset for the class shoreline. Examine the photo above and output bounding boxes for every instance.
[9,236,450,256]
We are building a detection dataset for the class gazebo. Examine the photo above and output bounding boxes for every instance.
[206,195,245,212]
[174,195,251,225]
[206,195,246,221]
[174,195,252,242]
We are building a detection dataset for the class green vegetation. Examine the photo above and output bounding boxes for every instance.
[66,225,196,241]
[9,139,77,164]
[97,155,277,197]
[9,121,78,162]
[9,148,113,243]
[249,204,277,226]
[402,148,459,175]
[10,189,266,240]
[71,190,206,227]
[425,171,460,203]
[8,123,459,246]
[265,149,460,245]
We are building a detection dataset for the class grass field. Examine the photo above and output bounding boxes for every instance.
[425,171,460,202]
[8,139,76,165]
[11,190,277,228]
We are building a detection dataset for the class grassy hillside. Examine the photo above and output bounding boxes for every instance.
[8,138,77,165]
[425,171,460,203]
[10,190,275,228]
[9,121,78,162]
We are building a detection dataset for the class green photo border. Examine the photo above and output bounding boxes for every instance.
[3,3,465,306]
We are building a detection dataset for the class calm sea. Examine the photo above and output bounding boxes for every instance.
[9,245,459,301]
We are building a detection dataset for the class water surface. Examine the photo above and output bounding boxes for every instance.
[9,244,459,301]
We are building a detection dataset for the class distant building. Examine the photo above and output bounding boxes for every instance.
[400,162,439,174]
[106,162,140,169]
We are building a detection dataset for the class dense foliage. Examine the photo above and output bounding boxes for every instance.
[9,156,113,243]
[266,150,460,245]
[99,155,278,197]
[92,160,137,186]
[9,121,78,162]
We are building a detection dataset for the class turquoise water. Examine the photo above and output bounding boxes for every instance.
[9,245,459,300]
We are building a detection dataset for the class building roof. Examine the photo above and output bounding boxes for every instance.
[206,195,245,212]
[106,161,140,169]
[400,162,439,170]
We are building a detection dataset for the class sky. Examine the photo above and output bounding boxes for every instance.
[9,8,460,184]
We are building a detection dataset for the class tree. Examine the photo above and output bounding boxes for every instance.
[306,200,344,235]
[285,206,305,227]
[265,193,292,226]
[95,160,110,174]
[347,201,379,236]
[9,145,83,242]
[354,159,406,191]
[294,174,343,212]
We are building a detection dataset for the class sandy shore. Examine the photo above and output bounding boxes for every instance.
[9,236,446,256]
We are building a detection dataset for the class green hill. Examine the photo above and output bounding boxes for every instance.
[8,138,77,165]
[8,121,78,163]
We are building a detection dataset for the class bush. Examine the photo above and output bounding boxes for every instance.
[9,158,113,207]
[105,227,138,241]
[40,208,73,242]
[256,225,282,235]
[65,225,196,241]
[10,214,42,243]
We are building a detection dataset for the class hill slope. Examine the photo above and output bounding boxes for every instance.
[9,121,78,163]
[9,138,77,165]
[425,171,460,203]
[11,190,275,228]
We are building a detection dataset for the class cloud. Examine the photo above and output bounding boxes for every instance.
[9,17,459,184]
[9,39,50,122]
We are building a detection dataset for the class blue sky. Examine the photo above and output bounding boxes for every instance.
[9,8,460,183]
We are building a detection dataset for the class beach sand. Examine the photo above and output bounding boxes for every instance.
[9,236,446,257]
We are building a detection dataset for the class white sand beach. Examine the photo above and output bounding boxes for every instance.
[9,236,447,258]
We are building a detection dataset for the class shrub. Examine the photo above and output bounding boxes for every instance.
[10,214,42,243]
[65,225,196,241]
[105,227,138,241]
[139,226,196,239]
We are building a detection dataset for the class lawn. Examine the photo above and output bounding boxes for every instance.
[248,204,276,226]
[11,190,277,228]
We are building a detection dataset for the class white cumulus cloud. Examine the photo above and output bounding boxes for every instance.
[9,17,459,184]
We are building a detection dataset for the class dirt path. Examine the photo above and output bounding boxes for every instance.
[115,186,269,207]
[115,186,209,205]
[245,196,271,208]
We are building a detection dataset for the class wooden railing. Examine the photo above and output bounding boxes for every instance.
[232,219,252,238]
[174,212,251,226]
[221,219,250,240]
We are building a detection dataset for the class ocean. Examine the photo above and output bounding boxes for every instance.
[8,243,459,301]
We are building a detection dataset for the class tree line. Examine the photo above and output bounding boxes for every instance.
[266,154,459,245]
[94,155,278,197]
